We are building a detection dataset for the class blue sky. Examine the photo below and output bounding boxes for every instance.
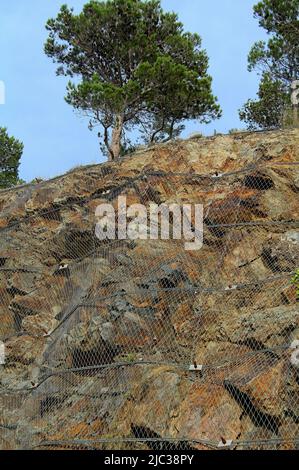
[0,0,266,182]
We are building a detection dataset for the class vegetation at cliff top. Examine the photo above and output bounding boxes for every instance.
[0,127,24,189]
[239,0,299,130]
[44,0,221,161]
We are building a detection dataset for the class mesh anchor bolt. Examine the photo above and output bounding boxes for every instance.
[224,284,238,291]
[218,438,233,448]
[43,331,52,338]
[189,363,203,372]
[59,263,69,270]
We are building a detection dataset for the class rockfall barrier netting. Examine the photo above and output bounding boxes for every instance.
[0,156,299,450]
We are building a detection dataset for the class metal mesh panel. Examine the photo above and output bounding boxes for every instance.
[0,155,299,450]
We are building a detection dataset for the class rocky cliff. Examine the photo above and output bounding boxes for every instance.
[0,129,299,450]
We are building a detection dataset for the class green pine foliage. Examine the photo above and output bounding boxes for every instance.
[239,0,299,130]
[0,127,24,189]
[45,0,221,160]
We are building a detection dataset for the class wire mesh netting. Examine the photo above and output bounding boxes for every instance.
[0,150,299,450]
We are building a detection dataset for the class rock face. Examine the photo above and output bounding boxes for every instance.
[0,129,298,450]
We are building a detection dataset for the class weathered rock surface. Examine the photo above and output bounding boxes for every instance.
[0,129,298,450]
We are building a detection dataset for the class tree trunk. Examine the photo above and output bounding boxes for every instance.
[109,114,124,161]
